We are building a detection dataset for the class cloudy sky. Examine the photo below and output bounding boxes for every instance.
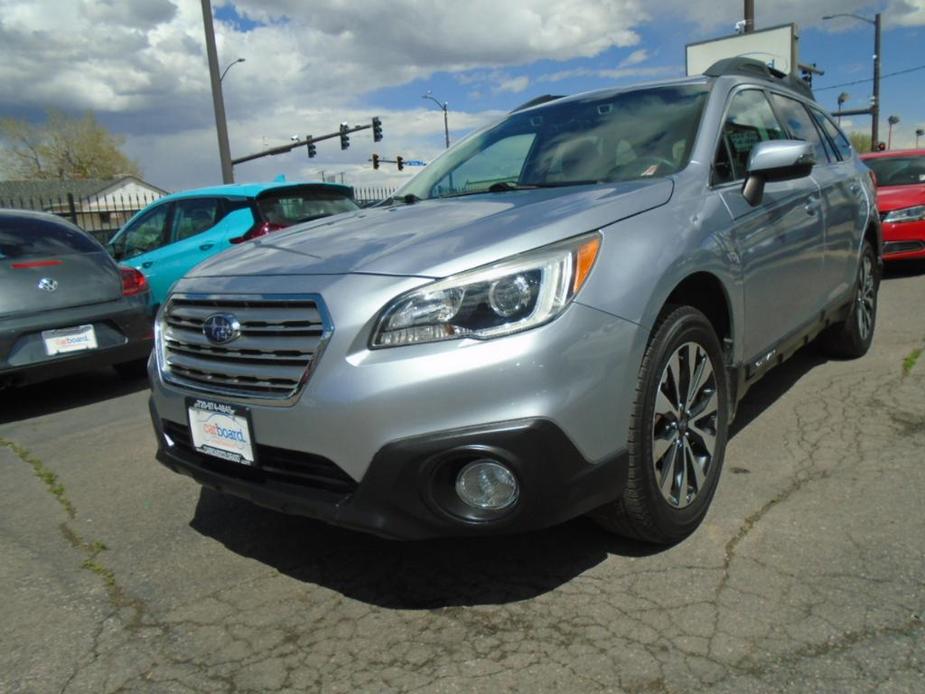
[1,0,923,193]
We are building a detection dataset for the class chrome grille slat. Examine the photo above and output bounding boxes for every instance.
[164,325,317,353]
[160,294,331,403]
[164,342,310,366]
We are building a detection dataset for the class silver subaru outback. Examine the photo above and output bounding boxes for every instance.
[148,58,880,544]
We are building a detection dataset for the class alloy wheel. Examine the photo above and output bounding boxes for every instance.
[651,341,719,509]
[856,254,876,342]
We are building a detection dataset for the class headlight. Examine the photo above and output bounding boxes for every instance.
[883,205,925,224]
[371,232,601,348]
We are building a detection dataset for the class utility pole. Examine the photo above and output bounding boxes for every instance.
[744,0,755,32]
[872,12,882,151]
[201,0,233,183]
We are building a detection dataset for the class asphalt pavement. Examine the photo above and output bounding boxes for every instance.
[2,262,924,693]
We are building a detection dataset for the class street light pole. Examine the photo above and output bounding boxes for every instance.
[220,57,245,83]
[822,12,881,152]
[887,115,900,150]
[201,0,234,183]
[837,92,849,126]
[422,93,450,149]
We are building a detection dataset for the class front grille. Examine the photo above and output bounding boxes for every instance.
[162,420,357,495]
[161,295,330,402]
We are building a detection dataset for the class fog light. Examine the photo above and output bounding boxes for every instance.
[455,459,519,511]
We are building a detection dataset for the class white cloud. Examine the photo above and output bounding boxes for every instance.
[495,76,531,94]
[538,65,679,83]
[888,0,925,26]
[655,0,925,32]
[618,49,649,67]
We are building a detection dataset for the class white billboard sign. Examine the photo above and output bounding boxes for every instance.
[686,24,798,76]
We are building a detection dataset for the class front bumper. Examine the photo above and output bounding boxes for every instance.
[882,219,925,260]
[151,398,627,539]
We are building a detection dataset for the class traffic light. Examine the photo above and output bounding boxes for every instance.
[339,122,350,150]
[372,117,383,142]
[372,153,380,170]
[307,137,316,158]
[396,155,404,171]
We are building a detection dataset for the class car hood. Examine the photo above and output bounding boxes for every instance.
[876,184,925,213]
[188,180,673,279]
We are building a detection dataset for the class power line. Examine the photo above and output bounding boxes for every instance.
[815,64,925,91]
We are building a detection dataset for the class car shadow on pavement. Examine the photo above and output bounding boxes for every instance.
[190,342,838,609]
[882,258,925,279]
[729,345,828,439]
[0,369,149,425]
[190,487,659,609]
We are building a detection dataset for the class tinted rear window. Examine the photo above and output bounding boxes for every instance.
[0,215,101,260]
[257,188,358,225]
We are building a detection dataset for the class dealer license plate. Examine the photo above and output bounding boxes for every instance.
[187,398,256,466]
[42,324,97,356]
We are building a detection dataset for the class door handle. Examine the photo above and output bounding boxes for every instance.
[199,243,214,251]
[804,198,821,215]
[141,261,153,269]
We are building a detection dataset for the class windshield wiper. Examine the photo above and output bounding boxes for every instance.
[436,179,606,200]
[379,193,422,206]
[487,181,540,192]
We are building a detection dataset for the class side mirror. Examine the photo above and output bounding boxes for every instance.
[742,140,815,207]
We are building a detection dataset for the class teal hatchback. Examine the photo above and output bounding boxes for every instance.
[107,181,358,308]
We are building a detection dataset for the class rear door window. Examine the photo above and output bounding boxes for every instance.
[170,198,222,241]
[0,215,101,260]
[257,188,358,225]
[768,93,830,164]
[714,89,786,184]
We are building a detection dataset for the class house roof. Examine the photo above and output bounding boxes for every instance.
[0,176,169,204]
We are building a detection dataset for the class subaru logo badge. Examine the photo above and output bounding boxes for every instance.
[202,313,241,344]
[37,277,58,292]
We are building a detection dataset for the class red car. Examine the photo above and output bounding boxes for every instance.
[861,149,925,260]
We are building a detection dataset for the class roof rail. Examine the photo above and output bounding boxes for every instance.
[509,94,564,113]
[703,57,814,100]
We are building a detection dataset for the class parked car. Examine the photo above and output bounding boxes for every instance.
[107,182,359,308]
[147,58,880,544]
[860,149,925,260]
[0,209,153,388]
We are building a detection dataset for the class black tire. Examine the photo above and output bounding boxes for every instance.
[819,240,879,359]
[592,306,730,544]
[113,357,149,380]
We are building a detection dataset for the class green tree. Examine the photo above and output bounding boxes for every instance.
[0,110,141,180]
[848,131,872,153]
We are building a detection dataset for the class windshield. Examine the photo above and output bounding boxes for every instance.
[865,156,925,187]
[396,84,710,201]
[257,187,359,225]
